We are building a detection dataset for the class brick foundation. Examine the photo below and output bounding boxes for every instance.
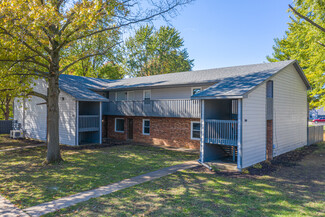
[266,120,273,160]
[103,116,200,149]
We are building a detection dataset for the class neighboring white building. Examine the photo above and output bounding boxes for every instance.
[14,60,311,169]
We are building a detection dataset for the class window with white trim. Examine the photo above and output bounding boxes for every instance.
[143,90,151,100]
[115,118,125,132]
[143,119,150,135]
[143,90,151,104]
[191,87,202,96]
[116,91,127,101]
[191,121,200,140]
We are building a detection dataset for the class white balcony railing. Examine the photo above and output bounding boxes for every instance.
[79,115,100,132]
[102,99,201,118]
[205,119,238,146]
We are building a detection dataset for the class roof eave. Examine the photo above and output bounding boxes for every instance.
[292,61,312,90]
[98,81,220,92]
[191,95,244,100]
[75,98,109,102]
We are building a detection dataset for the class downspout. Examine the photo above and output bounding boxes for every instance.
[198,99,212,169]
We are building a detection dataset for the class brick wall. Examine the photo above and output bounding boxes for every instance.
[103,116,200,149]
[266,120,273,160]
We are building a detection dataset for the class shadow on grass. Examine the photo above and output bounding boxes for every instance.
[47,144,325,217]
[0,135,42,150]
[0,144,198,209]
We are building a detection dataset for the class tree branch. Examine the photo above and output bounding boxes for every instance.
[59,42,120,74]
[61,1,189,47]
[317,41,325,48]
[0,27,51,63]
[0,55,49,70]
[289,4,325,33]
[27,91,48,101]
[16,24,51,53]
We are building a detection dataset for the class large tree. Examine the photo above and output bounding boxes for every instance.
[0,0,192,163]
[123,25,194,77]
[0,72,32,120]
[66,23,123,78]
[267,1,325,108]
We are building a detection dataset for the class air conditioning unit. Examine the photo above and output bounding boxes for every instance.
[10,130,24,139]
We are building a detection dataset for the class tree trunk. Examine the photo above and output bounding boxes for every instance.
[4,96,11,120]
[46,74,63,163]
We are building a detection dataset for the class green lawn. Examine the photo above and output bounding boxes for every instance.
[0,137,197,209]
[0,135,42,150]
[47,143,325,217]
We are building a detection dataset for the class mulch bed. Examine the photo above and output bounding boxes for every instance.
[247,144,319,175]
[191,143,320,177]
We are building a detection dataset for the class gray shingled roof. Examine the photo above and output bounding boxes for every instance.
[59,60,310,101]
[191,60,310,99]
[59,75,109,101]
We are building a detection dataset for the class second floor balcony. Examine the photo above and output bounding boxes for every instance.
[102,99,201,118]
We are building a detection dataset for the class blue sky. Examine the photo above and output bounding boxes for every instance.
[153,0,293,70]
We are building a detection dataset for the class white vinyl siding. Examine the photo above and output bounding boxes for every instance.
[241,64,308,168]
[109,85,211,101]
[14,79,77,146]
[272,65,308,156]
[242,83,266,168]
[116,91,128,101]
[58,91,77,145]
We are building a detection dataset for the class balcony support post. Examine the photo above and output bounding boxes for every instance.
[237,99,242,170]
[200,100,205,163]
[76,101,79,146]
[99,101,102,144]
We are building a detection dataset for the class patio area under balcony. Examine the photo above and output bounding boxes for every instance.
[201,99,241,165]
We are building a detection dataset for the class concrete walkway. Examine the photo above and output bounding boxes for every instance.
[0,144,45,153]
[0,195,29,217]
[23,161,199,217]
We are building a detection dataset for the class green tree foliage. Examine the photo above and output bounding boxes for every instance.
[66,26,124,79]
[267,0,325,108]
[0,0,192,163]
[97,62,125,79]
[123,25,194,77]
[0,63,33,120]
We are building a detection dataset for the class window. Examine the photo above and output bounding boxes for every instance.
[115,118,125,132]
[143,90,151,100]
[127,91,134,101]
[191,87,202,96]
[143,119,150,135]
[143,90,151,104]
[191,121,200,140]
[116,91,127,101]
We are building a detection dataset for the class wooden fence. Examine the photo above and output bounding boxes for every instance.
[0,120,13,134]
[308,125,324,145]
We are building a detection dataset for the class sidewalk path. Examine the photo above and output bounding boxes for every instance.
[0,144,45,153]
[23,161,199,217]
[0,195,29,217]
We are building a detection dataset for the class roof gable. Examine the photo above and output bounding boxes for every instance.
[191,60,311,99]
